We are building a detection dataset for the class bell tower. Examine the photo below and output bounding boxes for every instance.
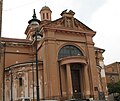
[40,6,52,21]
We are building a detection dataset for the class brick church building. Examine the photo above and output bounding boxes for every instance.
[1,6,108,101]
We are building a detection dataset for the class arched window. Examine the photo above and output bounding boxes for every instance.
[58,45,84,59]
[43,13,45,19]
[19,77,22,86]
[46,13,49,19]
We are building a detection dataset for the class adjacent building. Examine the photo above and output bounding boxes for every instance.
[1,6,108,101]
[105,62,120,84]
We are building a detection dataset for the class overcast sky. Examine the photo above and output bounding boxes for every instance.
[2,0,120,65]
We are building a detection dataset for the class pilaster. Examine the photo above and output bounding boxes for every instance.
[84,65,90,98]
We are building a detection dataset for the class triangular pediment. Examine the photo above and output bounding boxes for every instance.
[43,17,94,32]
[74,18,94,32]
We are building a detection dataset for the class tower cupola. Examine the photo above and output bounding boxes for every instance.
[40,6,52,21]
[28,9,40,28]
[25,9,41,40]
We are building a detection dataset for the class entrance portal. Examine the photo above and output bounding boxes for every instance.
[71,63,82,99]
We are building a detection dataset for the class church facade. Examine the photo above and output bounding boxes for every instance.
[1,6,108,101]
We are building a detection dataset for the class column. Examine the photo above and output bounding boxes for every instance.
[66,64,73,97]
[84,65,90,98]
